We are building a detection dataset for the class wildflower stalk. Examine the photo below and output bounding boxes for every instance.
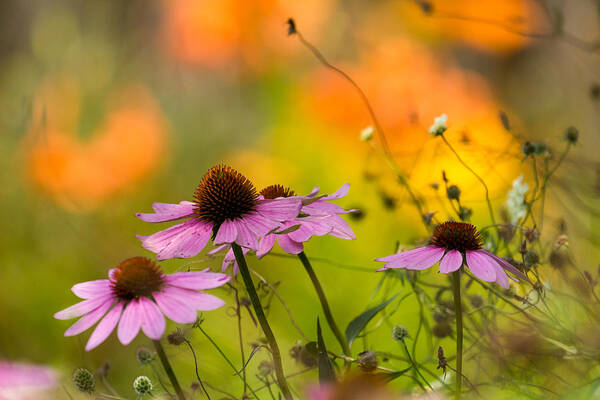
[440,134,497,229]
[297,251,351,356]
[153,340,186,400]
[451,271,463,399]
[399,338,432,391]
[231,243,293,400]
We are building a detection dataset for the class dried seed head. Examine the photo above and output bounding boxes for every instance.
[564,127,579,144]
[358,351,378,372]
[392,325,409,342]
[136,347,154,365]
[73,368,95,393]
[446,185,461,200]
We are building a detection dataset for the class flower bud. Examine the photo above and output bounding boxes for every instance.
[564,127,578,144]
[167,328,186,346]
[522,141,535,157]
[360,126,374,142]
[136,347,154,365]
[133,376,153,396]
[446,185,461,200]
[392,325,409,342]
[458,207,472,221]
[72,368,95,393]
[358,351,378,372]
[524,250,539,268]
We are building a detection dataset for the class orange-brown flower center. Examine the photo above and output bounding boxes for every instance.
[430,221,483,252]
[111,257,164,300]
[194,165,258,225]
[260,184,295,199]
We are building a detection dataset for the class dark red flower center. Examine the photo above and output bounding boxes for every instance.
[260,184,295,199]
[430,221,483,252]
[111,257,165,300]
[194,165,258,225]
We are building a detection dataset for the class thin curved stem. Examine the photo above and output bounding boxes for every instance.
[452,271,463,399]
[297,251,351,356]
[153,340,186,400]
[231,243,293,400]
[183,339,210,400]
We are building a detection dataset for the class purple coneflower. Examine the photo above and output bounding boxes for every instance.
[376,221,527,288]
[54,257,229,350]
[211,183,356,273]
[136,165,302,260]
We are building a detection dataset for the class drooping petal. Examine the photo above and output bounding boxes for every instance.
[136,201,196,222]
[54,294,115,320]
[323,215,355,240]
[85,302,124,351]
[403,246,445,270]
[138,297,166,340]
[256,198,301,221]
[64,299,115,336]
[154,290,199,324]
[494,263,510,289]
[302,202,347,216]
[156,220,212,260]
[243,213,279,236]
[117,300,142,345]
[165,271,230,290]
[164,286,226,311]
[214,220,237,244]
[321,183,350,200]
[439,250,463,274]
[481,250,529,282]
[277,235,304,255]
[376,246,436,265]
[256,234,277,259]
[465,250,497,282]
[138,219,203,256]
[71,280,112,299]
[232,219,259,250]
[287,220,328,243]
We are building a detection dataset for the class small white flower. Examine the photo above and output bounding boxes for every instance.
[428,114,447,136]
[360,126,374,141]
[506,175,529,224]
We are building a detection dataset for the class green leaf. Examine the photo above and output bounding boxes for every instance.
[345,293,400,348]
[317,318,335,383]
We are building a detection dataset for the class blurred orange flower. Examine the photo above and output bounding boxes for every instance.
[395,0,549,54]
[305,38,521,202]
[23,79,168,212]
[161,0,334,72]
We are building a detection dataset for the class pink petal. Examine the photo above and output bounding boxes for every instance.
[54,294,115,320]
[494,264,510,289]
[376,246,436,266]
[322,183,350,200]
[138,219,203,256]
[323,215,355,240]
[232,219,259,249]
[156,220,212,260]
[208,244,227,255]
[256,198,301,221]
[164,286,226,311]
[404,246,445,270]
[154,291,199,324]
[465,250,497,282]
[277,235,304,255]
[306,186,320,197]
[214,220,237,244]
[139,297,166,340]
[439,250,463,274]
[302,202,346,216]
[165,271,230,290]
[64,299,114,336]
[85,302,124,351]
[136,201,196,222]
[481,250,529,282]
[256,234,276,258]
[71,280,111,299]
[117,300,142,345]
[243,213,279,236]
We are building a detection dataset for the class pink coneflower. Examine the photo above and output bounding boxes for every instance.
[0,362,57,400]
[209,183,356,272]
[376,221,527,288]
[54,257,229,350]
[136,165,302,260]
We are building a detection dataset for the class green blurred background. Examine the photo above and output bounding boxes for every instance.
[1,0,599,398]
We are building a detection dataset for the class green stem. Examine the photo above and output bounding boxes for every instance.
[400,339,432,391]
[452,271,463,399]
[153,340,186,400]
[231,243,293,400]
[297,251,351,356]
